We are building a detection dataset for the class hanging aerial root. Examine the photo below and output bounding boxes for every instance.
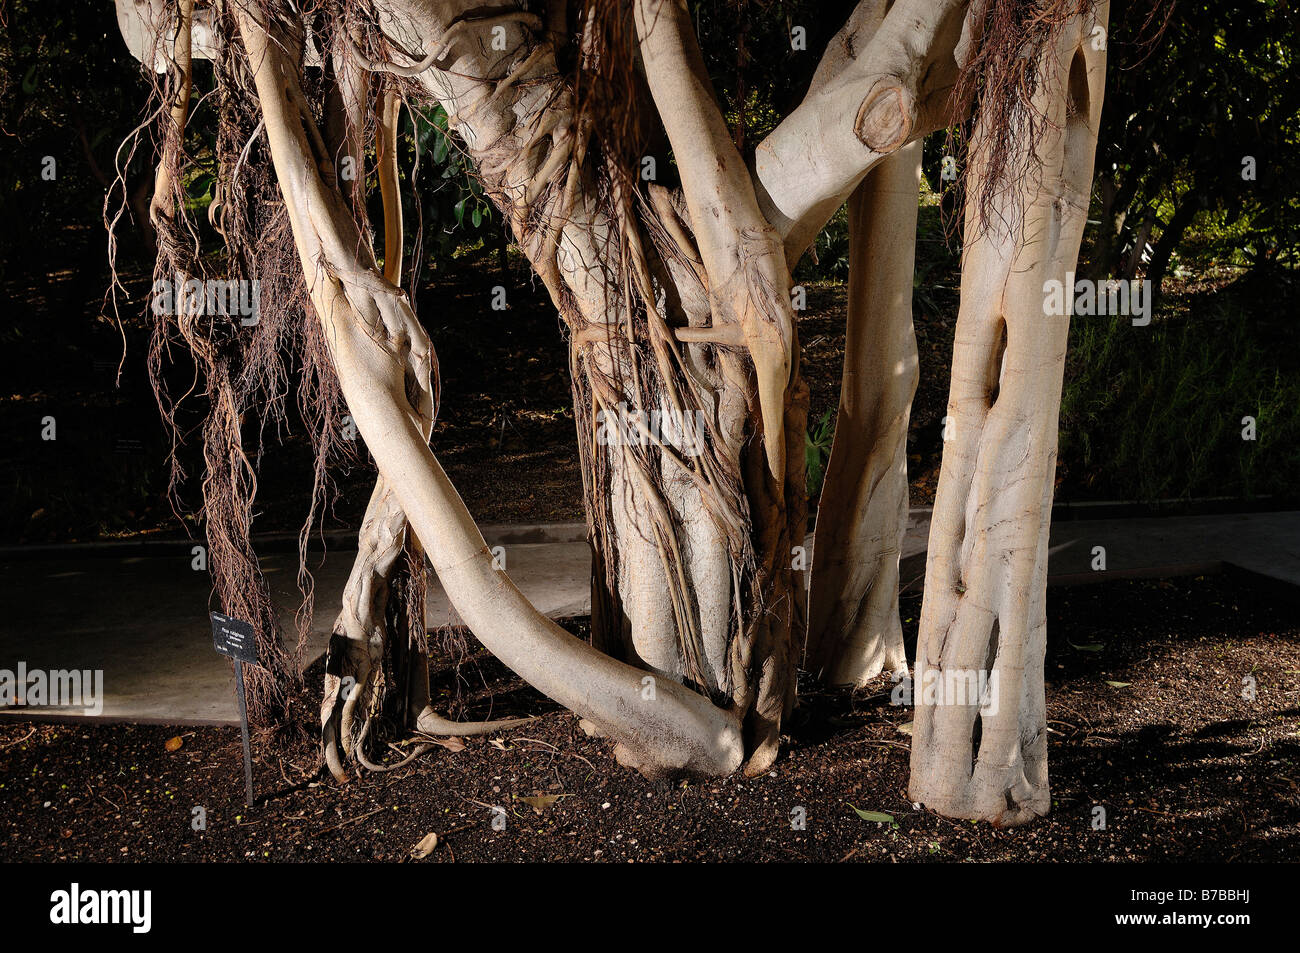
[109,0,315,726]
[376,85,404,284]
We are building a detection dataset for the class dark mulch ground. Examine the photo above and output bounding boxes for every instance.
[4,570,1297,862]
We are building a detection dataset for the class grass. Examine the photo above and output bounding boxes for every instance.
[1059,285,1299,503]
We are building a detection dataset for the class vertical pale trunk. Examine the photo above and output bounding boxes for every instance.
[908,6,1108,825]
[366,0,764,765]
[631,0,807,773]
[806,140,921,686]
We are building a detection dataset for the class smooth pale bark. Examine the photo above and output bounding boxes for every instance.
[116,0,218,71]
[908,3,1109,825]
[634,0,794,481]
[806,140,921,687]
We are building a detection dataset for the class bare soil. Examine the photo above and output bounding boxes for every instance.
[3,570,1297,862]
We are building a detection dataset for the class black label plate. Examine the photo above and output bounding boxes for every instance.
[210,612,258,664]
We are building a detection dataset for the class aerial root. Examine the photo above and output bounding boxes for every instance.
[325,661,537,780]
[347,12,544,77]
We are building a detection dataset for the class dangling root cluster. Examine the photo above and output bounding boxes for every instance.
[107,0,432,729]
[944,0,1096,240]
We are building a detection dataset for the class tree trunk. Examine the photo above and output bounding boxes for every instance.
[115,0,1109,818]
[1145,194,1198,302]
[364,0,819,774]
[806,142,921,687]
[233,0,757,777]
[907,3,1109,826]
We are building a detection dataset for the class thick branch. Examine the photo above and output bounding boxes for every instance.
[807,141,922,686]
[634,0,794,481]
[755,0,968,261]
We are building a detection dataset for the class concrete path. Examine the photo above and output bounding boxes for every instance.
[897,510,1300,591]
[2,511,1296,726]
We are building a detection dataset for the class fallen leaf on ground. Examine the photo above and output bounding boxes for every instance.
[164,736,183,752]
[848,804,894,824]
[517,794,562,813]
[410,832,438,859]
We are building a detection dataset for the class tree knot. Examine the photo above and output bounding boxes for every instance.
[854,82,914,153]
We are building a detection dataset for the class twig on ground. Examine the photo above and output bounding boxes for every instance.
[0,727,36,750]
[313,806,385,837]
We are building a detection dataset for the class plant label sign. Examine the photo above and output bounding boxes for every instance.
[211,612,258,664]
[209,611,258,807]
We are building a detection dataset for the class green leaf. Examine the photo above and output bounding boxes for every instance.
[804,409,835,498]
[1068,640,1105,652]
[848,804,894,824]
[186,172,215,204]
[1104,680,1131,688]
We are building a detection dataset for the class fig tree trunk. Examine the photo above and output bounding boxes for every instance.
[113,0,1109,824]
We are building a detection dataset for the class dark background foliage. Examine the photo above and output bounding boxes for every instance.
[0,0,1295,545]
